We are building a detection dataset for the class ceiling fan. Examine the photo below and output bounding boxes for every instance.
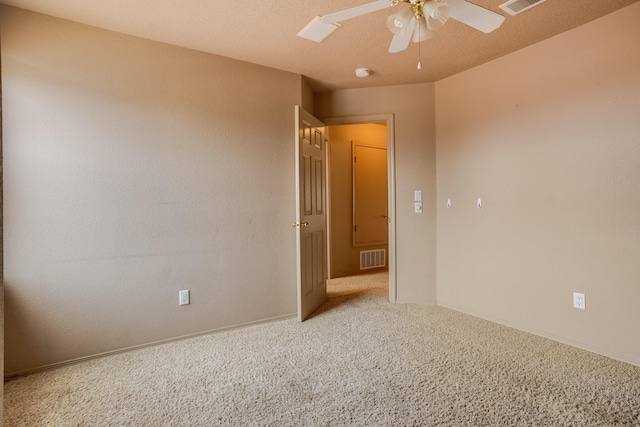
[298,0,505,53]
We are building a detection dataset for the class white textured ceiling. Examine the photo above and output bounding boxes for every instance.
[1,0,638,91]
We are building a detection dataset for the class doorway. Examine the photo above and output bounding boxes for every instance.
[324,115,396,303]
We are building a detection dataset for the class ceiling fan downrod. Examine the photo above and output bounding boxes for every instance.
[410,1,427,19]
[397,0,447,20]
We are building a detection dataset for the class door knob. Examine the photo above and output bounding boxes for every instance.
[292,222,309,228]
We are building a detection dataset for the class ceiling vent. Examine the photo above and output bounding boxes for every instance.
[499,0,547,16]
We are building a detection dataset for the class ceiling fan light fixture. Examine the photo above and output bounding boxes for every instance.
[423,1,450,30]
[386,7,414,35]
[413,17,435,42]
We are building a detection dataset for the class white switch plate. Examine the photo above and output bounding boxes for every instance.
[179,290,190,306]
[414,190,422,202]
[573,292,585,310]
[414,202,423,213]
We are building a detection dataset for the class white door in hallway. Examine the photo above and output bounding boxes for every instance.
[353,144,388,246]
[294,106,327,321]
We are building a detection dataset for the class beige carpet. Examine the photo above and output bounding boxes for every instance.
[4,272,640,426]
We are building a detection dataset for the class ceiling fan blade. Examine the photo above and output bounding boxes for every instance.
[388,17,416,53]
[297,16,342,42]
[446,0,505,33]
[321,0,394,24]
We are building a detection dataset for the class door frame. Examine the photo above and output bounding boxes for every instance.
[323,114,397,303]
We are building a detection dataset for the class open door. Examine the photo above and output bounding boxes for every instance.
[294,106,328,321]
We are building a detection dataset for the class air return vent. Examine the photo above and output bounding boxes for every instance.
[499,0,546,15]
[360,249,386,270]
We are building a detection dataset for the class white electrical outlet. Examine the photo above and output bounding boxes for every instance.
[573,292,585,310]
[179,290,190,306]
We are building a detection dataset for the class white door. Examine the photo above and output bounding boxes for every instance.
[353,144,388,247]
[294,106,327,321]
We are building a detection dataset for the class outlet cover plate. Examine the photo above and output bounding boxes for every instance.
[573,292,585,310]
[179,290,190,306]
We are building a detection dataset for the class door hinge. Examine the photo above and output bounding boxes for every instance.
[354,225,357,232]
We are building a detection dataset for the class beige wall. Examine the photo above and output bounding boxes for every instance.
[435,3,640,366]
[301,77,315,115]
[316,84,437,304]
[1,6,301,375]
[328,124,388,278]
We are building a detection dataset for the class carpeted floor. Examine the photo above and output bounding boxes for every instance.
[4,272,640,426]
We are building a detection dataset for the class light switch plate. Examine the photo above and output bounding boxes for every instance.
[414,202,423,213]
[414,190,422,202]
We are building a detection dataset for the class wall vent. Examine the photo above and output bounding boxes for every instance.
[360,249,386,270]
[499,0,546,15]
